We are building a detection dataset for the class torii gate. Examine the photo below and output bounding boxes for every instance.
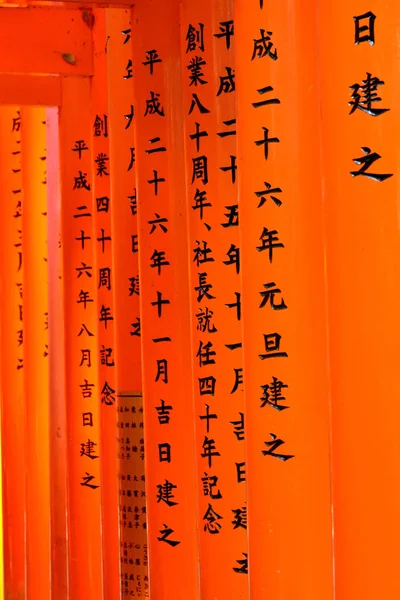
[0,2,399,600]
[0,5,143,600]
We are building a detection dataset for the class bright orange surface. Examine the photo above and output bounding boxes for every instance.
[0,75,61,107]
[235,1,334,597]
[21,106,51,600]
[318,1,400,597]
[92,10,121,599]
[59,76,103,600]
[0,106,26,600]
[0,8,93,76]
[131,1,201,597]
[106,7,149,597]
[47,105,69,600]
[0,3,398,599]
[179,1,248,597]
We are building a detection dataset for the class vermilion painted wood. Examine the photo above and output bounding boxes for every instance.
[0,376,3,600]
[0,106,26,600]
[0,0,134,5]
[92,10,121,599]
[106,7,150,596]
[179,1,248,597]
[0,75,61,106]
[47,106,69,599]
[318,1,400,597]
[21,106,51,600]
[131,0,201,597]
[235,0,334,597]
[0,8,93,76]
[59,76,103,600]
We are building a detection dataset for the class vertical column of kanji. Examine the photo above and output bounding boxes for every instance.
[131,0,200,597]
[180,2,248,596]
[59,77,103,600]
[318,3,400,597]
[0,107,26,600]
[47,106,68,599]
[21,106,50,600]
[235,1,334,597]
[91,10,120,599]
[106,9,149,597]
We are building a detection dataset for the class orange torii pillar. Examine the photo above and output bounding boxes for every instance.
[318,2,400,597]
[59,76,103,600]
[21,106,51,600]
[0,106,26,600]
[47,105,69,599]
[235,0,334,598]
[131,0,200,597]
[0,371,3,600]
[106,8,149,596]
[92,10,120,599]
[179,1,248,596]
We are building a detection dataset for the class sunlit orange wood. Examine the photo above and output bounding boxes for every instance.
[179,1,248,596]
[0,8,93,76]
[0,106,26,600]
[92,10,120,599]
[60,0,132,4]
[106,9,149,596]
[23,0,133,5]
[59,76,103,600]
[0,75,61,107]
[21,106,51,600]
[46,106,69,599]
[131,1,201,597]
[0,372,3,600]
[318,1,400,597]
[0,0,27,5]
[235,0,334,597]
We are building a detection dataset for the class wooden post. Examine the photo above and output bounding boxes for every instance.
[179,1,248,596]
[235,0,334,597]
[0,370,3,600]
[59,76,103,600]
[131,0,201,597]
[47,105,69,599]
[106,8,149,596]
[92,11,120,599]
[21,106,51,600]
[318,1,400,596]
[0,106,26,600]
